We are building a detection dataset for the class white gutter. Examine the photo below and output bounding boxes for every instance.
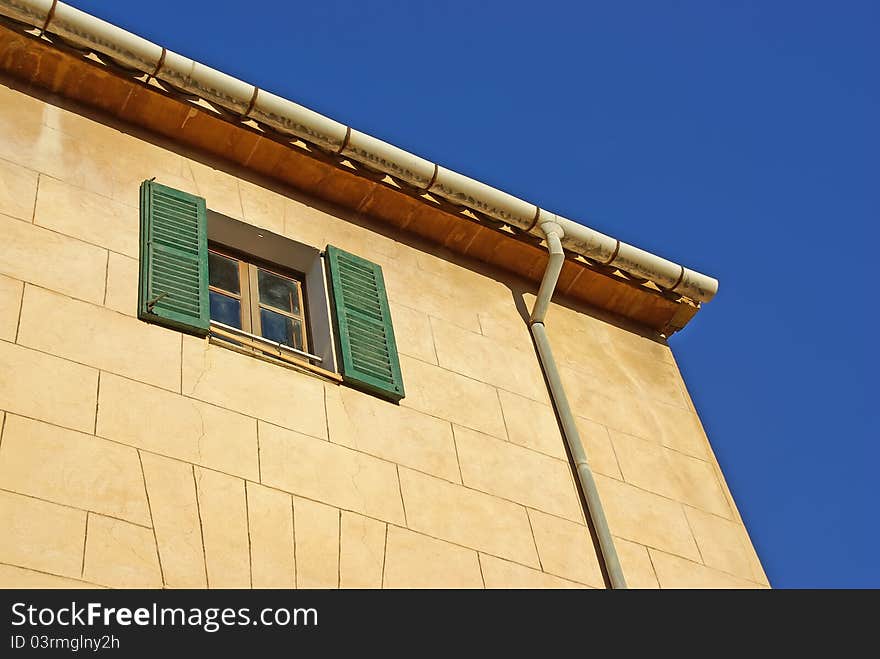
[0,0,719,304]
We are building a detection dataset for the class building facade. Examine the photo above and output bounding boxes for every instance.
[0,2,767,588]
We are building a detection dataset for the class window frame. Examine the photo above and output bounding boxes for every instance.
[207,241,317,367]
[205,211,340,376]
[248,260,309,353]
[207,247,251,329]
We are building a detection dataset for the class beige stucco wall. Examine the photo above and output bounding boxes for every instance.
[0,81,768,589]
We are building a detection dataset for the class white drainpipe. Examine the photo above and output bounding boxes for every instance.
[530,220,627,589]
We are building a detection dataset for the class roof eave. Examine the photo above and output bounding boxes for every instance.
[0,3,714,334]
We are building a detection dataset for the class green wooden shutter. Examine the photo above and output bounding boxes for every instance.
[326,245,404,402]
[137,180,210,336]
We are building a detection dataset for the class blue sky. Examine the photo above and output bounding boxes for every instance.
[70,0,878,587]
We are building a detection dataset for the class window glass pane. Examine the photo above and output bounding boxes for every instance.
[258,268,300,314]
[260,308,303,350]
[292,318,304,351]
[209,251,240,294]
[210,290,242,328]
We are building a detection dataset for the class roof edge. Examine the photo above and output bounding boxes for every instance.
[0,0,718,303]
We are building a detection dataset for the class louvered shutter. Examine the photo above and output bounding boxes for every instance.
[326,245,404,402]
[137,180,210,336]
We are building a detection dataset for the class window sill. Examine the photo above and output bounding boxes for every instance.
[207,331,342,385]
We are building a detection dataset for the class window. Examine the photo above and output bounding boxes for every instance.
[137,179,405,402]
[208,247,308,353]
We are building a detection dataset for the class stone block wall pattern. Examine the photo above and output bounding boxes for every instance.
[0,83,768,588]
